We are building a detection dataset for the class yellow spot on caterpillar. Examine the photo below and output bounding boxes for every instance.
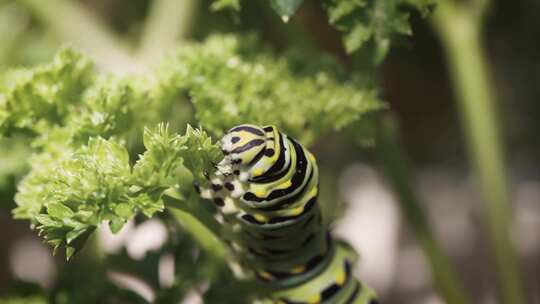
[279,180,292,189]
[307,294,321,304]
[254,214,268,222]
[252,168,264,177]
[258,271,273,280]
[290,266,305,274]
[290,206,304,216]
[254,189,267,197]
[308,187,318,197]
[308,152,316,162]
[336,269,346,285]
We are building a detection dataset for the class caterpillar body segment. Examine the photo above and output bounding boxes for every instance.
[271,244,377,304]
[199,124,378,304]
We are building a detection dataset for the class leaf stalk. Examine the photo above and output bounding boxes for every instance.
[431,2,525,303]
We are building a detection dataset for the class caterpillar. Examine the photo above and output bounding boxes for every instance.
[198,124,377,304]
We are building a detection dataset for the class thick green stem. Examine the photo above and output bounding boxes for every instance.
[376,115,470,304]
[0,4,28,67]
[162,191,228,262]
[432,2,524,303]
[18,0,139,73]
[137,0,199,66]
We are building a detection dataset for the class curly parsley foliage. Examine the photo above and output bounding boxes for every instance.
[0,47,93,135]
[164,35,383,145]
[132,124,221,193]
[323,0,435,62]
[0,49,187,144]
[0,47,192,215]
[15,136,140,259]
[14,124,220,259]
[211,0,434,63]
[66,77,136,144]
[4,33,381,258]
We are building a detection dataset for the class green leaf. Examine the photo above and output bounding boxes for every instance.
[344,24,372,53]
[328,0,367,23]
[270,0,304,21]
[323,0,435,62]
[129,193,164,218]
[65,246,76,260]
[47,203,75,219]
[35,214,62,228]
[109,217,126,234]
[66,227,88,244]
[114,203,134,218]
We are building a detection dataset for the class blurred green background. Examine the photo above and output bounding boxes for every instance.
[0,0,539,303]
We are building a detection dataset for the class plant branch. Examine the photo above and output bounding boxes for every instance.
[162,191,229,262]
[137,0,199,66]
[18,0,140,73]
[431,2,524,303]
[0,4,29,66]
[375,115,471,304]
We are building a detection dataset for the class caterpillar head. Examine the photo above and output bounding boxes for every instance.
[221,124,266,166]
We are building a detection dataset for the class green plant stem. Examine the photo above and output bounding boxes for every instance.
[162,191,228,262]
[138,0,199,66]
[431,2,524,304]
[80,229,105,265]
[18,0,139,73]
[0,4,28,66]
[375,115,471,304]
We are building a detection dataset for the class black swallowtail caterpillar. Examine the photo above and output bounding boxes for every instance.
[198,124,377,304]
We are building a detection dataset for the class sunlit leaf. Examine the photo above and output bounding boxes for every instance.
[270,0,304,21]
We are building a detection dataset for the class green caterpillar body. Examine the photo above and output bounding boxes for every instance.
[199,124,377,304]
